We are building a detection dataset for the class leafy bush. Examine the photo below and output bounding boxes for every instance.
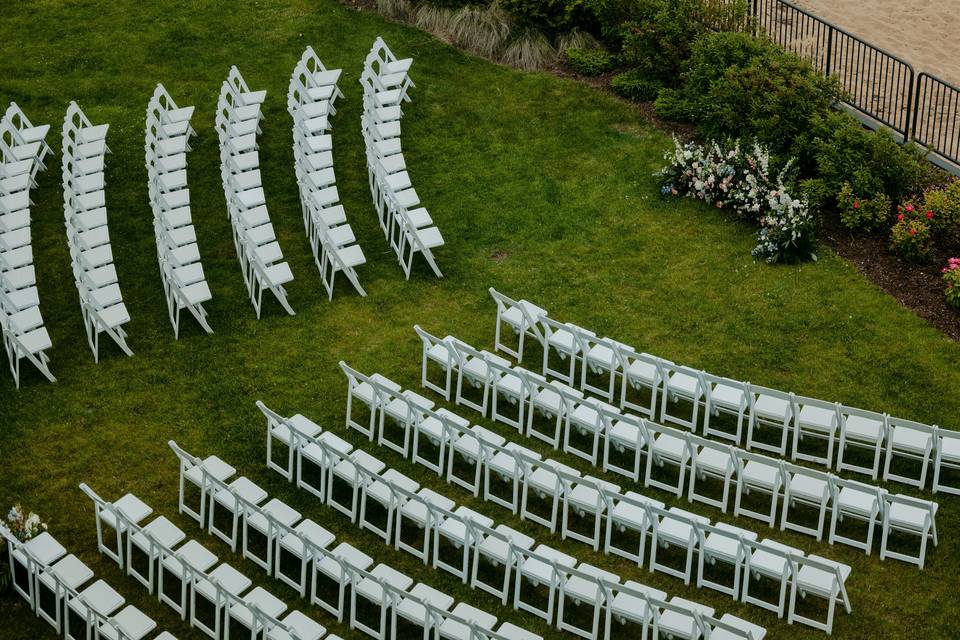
[611,68,661,101]
[943,258,960,310]
[803,112,929,204]
[501,0,595,38]
[615,0,746,87]
[923,181,960,231]
[836,183,891,232]
[657,137,816,262]
[564,47,615,75]
[657,32,840,157]
[890,208,934,262]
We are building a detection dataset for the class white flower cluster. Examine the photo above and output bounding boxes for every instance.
[657,137,816,263]
[5,504,48,542]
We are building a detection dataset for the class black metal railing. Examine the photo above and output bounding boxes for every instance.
[704,0,960,169]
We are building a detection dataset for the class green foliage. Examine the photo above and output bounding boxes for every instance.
[500,0,595,38]
[657,32,840,156]
[451,2,512,58]
[799,178,833,215]
[611,67,661,101]
[564,46,615,75]
[890,215,934,262]
[499,27,557,70]
[836,183,891,232]
[923,181,960,230]
[805,112,930,205]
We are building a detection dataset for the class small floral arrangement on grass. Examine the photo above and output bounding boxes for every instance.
[0,505,49,593]
[890,201,934,262]
[943,258,960,310]
[658,136,816,263]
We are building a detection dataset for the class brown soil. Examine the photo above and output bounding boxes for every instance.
[821,218,960,339]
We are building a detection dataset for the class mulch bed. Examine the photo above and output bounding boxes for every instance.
[340,0,960,340]
[821,219,960,339]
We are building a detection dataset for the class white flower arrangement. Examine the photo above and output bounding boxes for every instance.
[657,136,816,263]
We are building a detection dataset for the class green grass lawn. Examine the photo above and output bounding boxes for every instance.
[2,1,960,638]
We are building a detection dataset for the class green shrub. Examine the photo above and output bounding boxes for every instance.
[616,0,739,86]
[564,47,615,75]
[800,178,832,215]
[805,112,929,205]
[501,0,595,38]
[657,32,840,156]
[836,183,891,232]
[923,181,960,230]
[611,68,661,101]
[890,215,933,262]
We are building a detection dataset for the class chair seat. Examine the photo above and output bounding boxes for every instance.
[438,507,493,546]
[332,450,385,484]
[214,476,267,509]
[246,498,301,534]
[131,516,185,554]
[741,460,780,490]
[501,301,544,331]
[658,598,715,640]
[280,519,335,557]
[626,358,658,385]
[666,371,700,397]
[610,581,664,623]
[610,492,662,530]
[703,524,756,564]
[316,543,372,580]
[796,555,850,597]
[527,461,577,496]
[271,414,322,445]
[749,540,802,578]
[489,445,539,478]
[653,433,688,461]
[438,603,497,640]
[519,547,576,584]
[753,394,791,421]
[887,499,937,531]
[940,436,960,463]
[396,583,454,625]
[712,614,767,640]
[494,371,527,399]
[195,563,251,600]
[890,426,934,454]
[567,479,618,513]
[657,508,709,546]
[229,587,287,628]
[100,494,152,529]
[69,579,124,618]
[477,525,534,564]
[694,446,732,475]
[267,610,326,640]
[547,328,578,355]
[837,486,882,517]
[710,383,747,410]
[585,343,617,371]
[400,489,455,526]
[39,554,93,591]
[162,540,217,575]
[99,605,155,640]
[798,404,837,432]
[608,420,642,448]
[365,469,419,505]
[355,564,412,603]
[786,473,829,502]
[184,455,235,485]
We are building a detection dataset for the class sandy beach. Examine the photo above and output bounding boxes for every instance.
[794,0,960,87]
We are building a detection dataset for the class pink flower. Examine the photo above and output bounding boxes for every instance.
[906,204,915,212]
[926,210,934,219]
[853,201,860,209]
[909,228,917,236]
[898,213,904,221]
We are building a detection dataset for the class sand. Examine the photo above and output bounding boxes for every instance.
[793,0,960,88]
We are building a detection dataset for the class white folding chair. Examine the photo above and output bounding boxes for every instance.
[560,474,619,551]
[883,416,936,489]
[792,395,841,467]
[788,554,851,634]
[644,423,692,498]
[745,384,796,457]
[577,332,632,403]
[779,462,832,541]
[879,493,938,569]
[604,491,662,566]
[520,458,577,533]
[513,545,575,622]
[836,405,888,480]
[648,506,709,584]
[540,317,583,386]
[696,522,755,599]
[733,450,783,527]
[828,476,887,554]
[448,425,504,496]
[360,469,419,543]
[489,288,547,362]
[311,543,372,620]
[557,564,618,640]
[414,324,456,399]
[740,539,803,618]
[687,435,737,512]
[601,410,649,482]
[701,372,749,444]
[613,344,668,419]
[658,364,705,432]
[471,524,533,604]
[351,563,412,639]
[933,428,960,495]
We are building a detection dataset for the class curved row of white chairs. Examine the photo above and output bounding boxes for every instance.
[145,84,213,338]
[80,481,332,640]
[489,289,960,495]
[1,103,55,387]
[339,363,855,634]
[62,102,133,361]
[216,66,295,318]
[361,37,445,279]
[2,524,173,640]
[415,326,939,570]
[256,400,768,640]
[288,47,367,300]
[166,441,541,640]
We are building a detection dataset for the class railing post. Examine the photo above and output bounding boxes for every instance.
[905,70,916,142]
[824,26,833,76]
